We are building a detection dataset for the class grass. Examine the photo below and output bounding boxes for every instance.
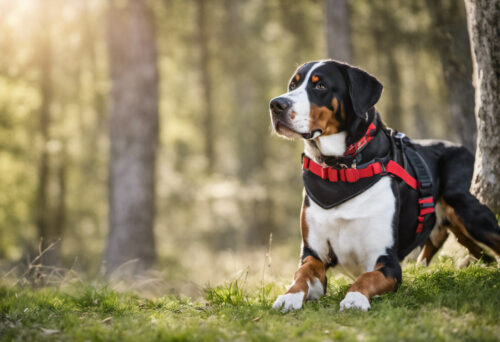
[1,260,500,341]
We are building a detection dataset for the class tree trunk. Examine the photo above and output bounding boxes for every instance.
[324,0,352,63]
[197,0,215,173]
[105,0,159,275]
[383,44,403,130]
[53,144,67,254]
[426,0,476,152]
[35,0,58,265]
[464,0,500,212]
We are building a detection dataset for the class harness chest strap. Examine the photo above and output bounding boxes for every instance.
[303,156,417,189]
[303,156,434,233]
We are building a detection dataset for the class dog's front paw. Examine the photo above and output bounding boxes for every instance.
[272,292,305,312]
[339,292,370,312]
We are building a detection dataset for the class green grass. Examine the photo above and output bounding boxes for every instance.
[1,261,500,342]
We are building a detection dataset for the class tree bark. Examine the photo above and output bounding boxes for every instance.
[426,0,476,152]
[324,0,352,63]
[464,0,500,212]
[35,0,58,265]
[105,0,159,275]
[383,43,403,130]
[197,0,215,173]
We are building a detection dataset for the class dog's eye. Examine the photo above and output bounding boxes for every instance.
[289,83,296,91]
[315,82,327,90]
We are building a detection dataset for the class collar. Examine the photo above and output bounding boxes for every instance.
[311,120,378,168]
[343,121,377,156]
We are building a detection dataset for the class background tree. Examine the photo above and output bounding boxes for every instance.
[324,0,352,63]
[197,0,215,173]
[367,2,403,130]
[464,0,500,212]
[35,0,61,266]
[105,0,159,275]
[426,0,476,152]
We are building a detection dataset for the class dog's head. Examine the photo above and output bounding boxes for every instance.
[269,60,383,140]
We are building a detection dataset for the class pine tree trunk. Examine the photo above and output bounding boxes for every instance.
[105,0,159,275]
[36,0,58,266]
[464,0,500,212]
[324,0,352,63]
[197,0,215,173]
[426,0,476,152]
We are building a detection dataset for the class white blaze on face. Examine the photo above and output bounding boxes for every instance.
[278,62,325,134]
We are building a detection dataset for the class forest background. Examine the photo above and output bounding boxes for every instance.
[0,0,495,295]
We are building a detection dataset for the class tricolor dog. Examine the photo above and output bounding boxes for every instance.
[269,60,500,312]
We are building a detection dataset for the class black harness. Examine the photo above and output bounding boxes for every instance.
[302,123,435,233]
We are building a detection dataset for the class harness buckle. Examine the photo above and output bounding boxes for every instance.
[372,159,387,175]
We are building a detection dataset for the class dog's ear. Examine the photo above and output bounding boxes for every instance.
[345,66,383,119]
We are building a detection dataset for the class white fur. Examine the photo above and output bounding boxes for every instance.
[279,62,325,134]
[339,291,371,311]
[306,278,324,300]
[315,131,348,156]
[305,176,396,279]
[272,291,305,312]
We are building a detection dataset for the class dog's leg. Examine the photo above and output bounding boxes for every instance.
[440,146,500,261]
[444,202,498,262]
[417,224,449,265]
[273,193,328,312]
[272,255,326,312]
[339,255,401,311]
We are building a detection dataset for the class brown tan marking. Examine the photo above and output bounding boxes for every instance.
[417,223,449,265]
[290,110,296,120]
[311,75,319,83]
[309,104,341,135]
[448,224,496,262]
[300,197,309,242]
[347,263,397,299]
[286,256,326,301]
[484,232,500,257]
[418,240,440,265]
[295,74,300,82]
[444,200,498,261]
[339,101,346,120]
[331,97,339,114]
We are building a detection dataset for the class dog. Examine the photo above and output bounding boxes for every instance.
[269,60,500,312]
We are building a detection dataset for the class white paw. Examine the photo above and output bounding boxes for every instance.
[339,292,371,312]
[272,292,305,312]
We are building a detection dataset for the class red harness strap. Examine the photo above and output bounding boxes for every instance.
[417,196,434,233]
[303,156,434,232]
[303,157,418,188]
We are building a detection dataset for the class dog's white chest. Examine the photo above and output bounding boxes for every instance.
[305,176,396,278]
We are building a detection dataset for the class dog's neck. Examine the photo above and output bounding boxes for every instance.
[304,132,347,164]
[304,110,390,167]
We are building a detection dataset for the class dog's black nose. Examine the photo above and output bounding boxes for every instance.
[270,97,292,115]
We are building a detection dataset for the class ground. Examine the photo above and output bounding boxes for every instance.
[1,260,500,342]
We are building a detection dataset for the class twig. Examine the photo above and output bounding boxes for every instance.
[260,233,273,303]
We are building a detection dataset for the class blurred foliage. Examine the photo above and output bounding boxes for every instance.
[0,0,467,279]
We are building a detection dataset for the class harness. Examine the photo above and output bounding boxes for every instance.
[302,122,435,233]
